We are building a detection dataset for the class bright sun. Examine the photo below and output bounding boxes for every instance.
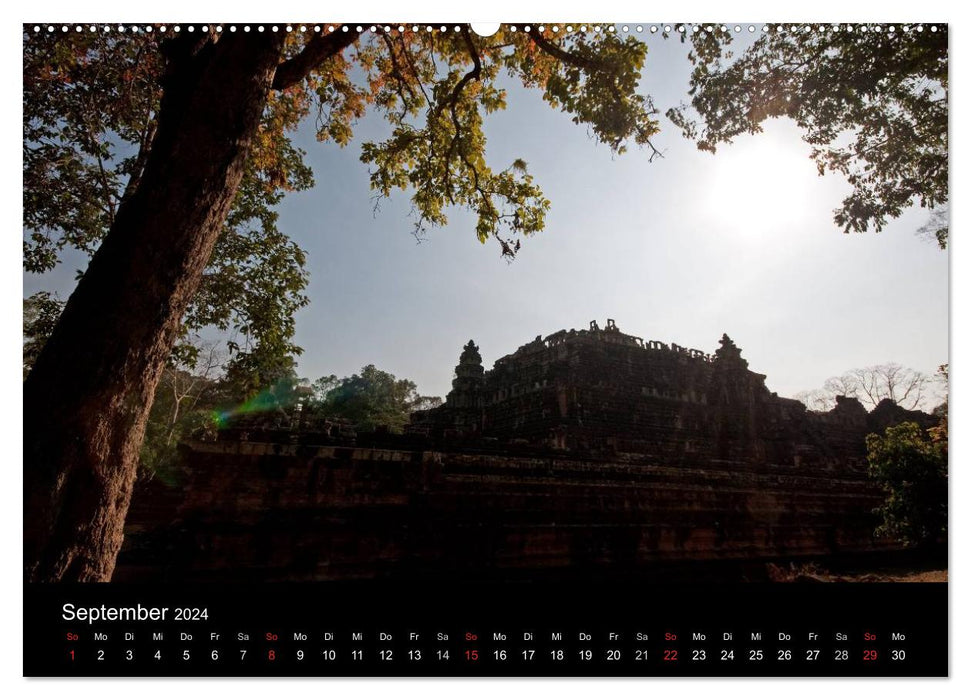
[704,128,819,231]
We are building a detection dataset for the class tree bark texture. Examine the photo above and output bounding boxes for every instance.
[24,32,286,582]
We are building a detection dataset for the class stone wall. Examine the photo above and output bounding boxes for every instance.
[117,440,891,582]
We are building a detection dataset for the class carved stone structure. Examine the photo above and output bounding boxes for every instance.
[409,321,928,470]
[437,339,485,435]
[116,321,935,582]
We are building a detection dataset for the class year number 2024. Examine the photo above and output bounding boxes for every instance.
[173,608,209,621]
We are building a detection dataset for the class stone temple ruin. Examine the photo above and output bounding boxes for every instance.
[407,319,928,467]
[116,320,935,582]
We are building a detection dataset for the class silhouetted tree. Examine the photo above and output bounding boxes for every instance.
[795,363,932,411]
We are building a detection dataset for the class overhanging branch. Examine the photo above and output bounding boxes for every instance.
[528,27,663,161]
[526,27,611,74]
[272,26,362,91]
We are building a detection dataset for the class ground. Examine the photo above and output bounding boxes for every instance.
[766,561,948,583]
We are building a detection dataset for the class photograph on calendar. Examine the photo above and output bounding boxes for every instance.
[24,22,947,590]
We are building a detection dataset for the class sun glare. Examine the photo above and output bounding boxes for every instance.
[703,128,818,233]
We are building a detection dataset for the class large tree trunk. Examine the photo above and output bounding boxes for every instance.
[24,32,286,582]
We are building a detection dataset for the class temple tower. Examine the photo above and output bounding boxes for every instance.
[446,340,484,409]
[710,334,766,461]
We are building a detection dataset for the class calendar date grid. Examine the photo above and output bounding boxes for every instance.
[58,624,914,673]
[25,582,946,677]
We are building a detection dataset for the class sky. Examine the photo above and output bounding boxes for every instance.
[23,28,950,405]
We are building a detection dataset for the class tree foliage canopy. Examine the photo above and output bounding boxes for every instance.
[668,25,948,245]
[866,421,947,547]
[310,364,440,433]
[23,25,660,382]
[23,292,65,379]
[24,30,311,377]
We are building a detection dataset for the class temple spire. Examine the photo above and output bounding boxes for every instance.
[714,333,748,369]
[454,340,484,382]
[445,340,484,410]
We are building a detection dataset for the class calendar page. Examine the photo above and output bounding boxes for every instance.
[22,17,949,678]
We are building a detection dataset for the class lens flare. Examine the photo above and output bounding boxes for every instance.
[211,387,288,428]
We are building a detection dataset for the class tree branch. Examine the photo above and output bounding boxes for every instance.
[527,27,610,74]
[380,33,415,120]
[435,26,483,206]
[446,26,483,156]
[398,33,432,109]
[272,26,362,91]
[527,27,663,161]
